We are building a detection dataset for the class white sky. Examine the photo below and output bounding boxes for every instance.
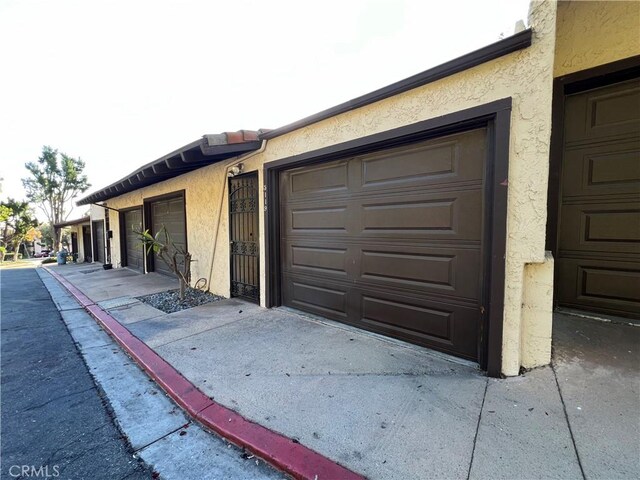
[0,0,530,220]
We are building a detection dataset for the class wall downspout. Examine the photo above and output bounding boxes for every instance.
[204,140,267,293]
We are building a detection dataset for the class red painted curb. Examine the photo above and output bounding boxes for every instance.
[44,267,365,480]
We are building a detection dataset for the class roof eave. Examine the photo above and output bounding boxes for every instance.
[76,138,262,206]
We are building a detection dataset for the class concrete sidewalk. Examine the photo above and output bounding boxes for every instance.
[44,263,640,479]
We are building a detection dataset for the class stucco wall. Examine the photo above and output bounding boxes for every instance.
[521,251,554,368]
[104,158,248,297]
[555,0,640,78]
[87,1,640,376]
[69,224,89,263]
[98,1,559,375]
[255,0,557,376]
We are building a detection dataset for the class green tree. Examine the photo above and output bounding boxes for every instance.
[0,199,39,261]
[22,146,90,250]
[138,227,192,301]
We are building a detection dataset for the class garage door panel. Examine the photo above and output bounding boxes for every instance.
[283,239,481,301]
[289,245,349,277]
[564,80,640,143]
[559,203,640,254]
[359,246,481,300]
[283,276,349,319]
[557,257,640,316]
[561,140,640,197]
[357,129,486,194]
[283,161,349,200]
[288,205,350,234]
[359,189,482,240]
[358,291,478,360]
[360,295,452,341]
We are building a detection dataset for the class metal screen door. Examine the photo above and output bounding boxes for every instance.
[229,173,260,302]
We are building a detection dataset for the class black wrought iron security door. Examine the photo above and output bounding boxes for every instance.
[229,173,260,302]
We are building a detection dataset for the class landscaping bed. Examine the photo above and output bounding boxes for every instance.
[137,288,224,314]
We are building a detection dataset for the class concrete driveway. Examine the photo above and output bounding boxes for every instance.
[44,263,639,480]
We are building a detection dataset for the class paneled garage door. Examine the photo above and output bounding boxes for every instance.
[149,195,187,277]
[122,208,144,273]
[280,129,487,361]
[557,78,640,318]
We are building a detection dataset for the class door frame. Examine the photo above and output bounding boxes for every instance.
[228,171,260,303]
[545,55,640,309]
[119,205,144,272]
[264,98,512,376]
[142,190,187,274]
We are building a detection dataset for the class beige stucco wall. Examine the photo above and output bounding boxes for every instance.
[87,1,640,376]
[68,223,91,263]
[521,251,554,368]
[97,1,559,376]
[258,0,557,376]
[103,157,252,297]
[555,0,640,78]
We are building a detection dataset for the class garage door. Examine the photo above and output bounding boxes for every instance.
[92,221,105,264]
[557,78,640,318]
[280,129,486,361]
[149,195,187,277]
[122,208,144,273]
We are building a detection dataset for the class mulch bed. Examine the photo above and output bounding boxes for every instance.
[137,288,224,314]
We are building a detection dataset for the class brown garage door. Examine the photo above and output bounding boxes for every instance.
[280,129,487,361]
[122,208,144,273]
[557,78,640,318]
[92,220,105,264]
[149,195,187,277]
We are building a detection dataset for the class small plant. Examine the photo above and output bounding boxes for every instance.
[137,227,192,301]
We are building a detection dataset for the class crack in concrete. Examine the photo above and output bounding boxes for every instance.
[132,422,191,454]
[551,362,586,480]
[466,377,489,480]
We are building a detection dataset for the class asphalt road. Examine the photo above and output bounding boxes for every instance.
[1,266,152,480]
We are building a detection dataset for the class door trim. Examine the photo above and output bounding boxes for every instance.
[142,190,187,274]
[264,98,512,376]
[545,55,640,309]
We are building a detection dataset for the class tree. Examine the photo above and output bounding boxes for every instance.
[22,146,90,250]
[138,227,192,301]
[0,199,39,261]
[0,204,11,244]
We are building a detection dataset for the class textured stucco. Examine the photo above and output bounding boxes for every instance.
[255,0,557,376]
[105,159,232,297]
[68,223,91,263]
[95,1,561,376]
[554,0,640,78]
[521,252,554,368]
